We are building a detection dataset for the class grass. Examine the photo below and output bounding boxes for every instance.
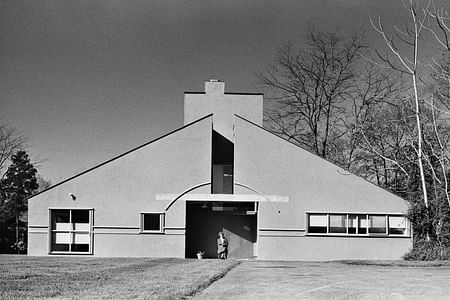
[0,255,239,299]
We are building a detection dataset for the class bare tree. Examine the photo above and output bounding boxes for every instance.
[343,64,405,174]
[370,0,433,209]
[260,24,366,162]
[0,122,26,179]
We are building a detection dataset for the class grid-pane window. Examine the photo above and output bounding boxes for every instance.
[308,214,327,233]
[329,214,347,233]
[50,209,92,253]
[141,213,164,233]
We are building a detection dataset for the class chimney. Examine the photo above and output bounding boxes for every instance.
[205,79,225,95]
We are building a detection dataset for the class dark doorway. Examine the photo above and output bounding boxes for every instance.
[185,201,257,259]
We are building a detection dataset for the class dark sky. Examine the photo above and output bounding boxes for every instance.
[1,0,407,183]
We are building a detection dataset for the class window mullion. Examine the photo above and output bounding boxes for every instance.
[346,214,349,234]
[69,210,72,253]
[385,215,388,235]
[366,215,369,236]
[326,213,329,234]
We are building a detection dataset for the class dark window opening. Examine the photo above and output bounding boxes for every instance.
[212,131,234,194]
[141,213,163,232]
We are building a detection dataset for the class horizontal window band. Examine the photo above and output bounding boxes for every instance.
[306,211,406,215]
[305,234,411,238]
[28,225,48,228]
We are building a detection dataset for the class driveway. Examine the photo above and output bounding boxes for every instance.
[194,261,450,299]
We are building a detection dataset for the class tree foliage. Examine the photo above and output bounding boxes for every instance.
[0,150,39,253]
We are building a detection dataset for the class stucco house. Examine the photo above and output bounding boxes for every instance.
[28,80,412,260]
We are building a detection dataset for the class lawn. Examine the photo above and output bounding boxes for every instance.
[0,255,239,299]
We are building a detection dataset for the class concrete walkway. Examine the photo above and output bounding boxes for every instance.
[194,261,450,299]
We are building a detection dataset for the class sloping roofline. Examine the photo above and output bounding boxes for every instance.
[30,112,405,202]
[29,114,213,200]
[234,114,407,201]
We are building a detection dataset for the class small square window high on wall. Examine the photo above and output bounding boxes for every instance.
[140,213,164,233]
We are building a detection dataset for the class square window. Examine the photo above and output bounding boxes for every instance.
[141,213,164,233]
[308,214,327,233]
[369,215,387,234]
[389,216,407,235]
[50,209,92,254]
[329,214,347,233]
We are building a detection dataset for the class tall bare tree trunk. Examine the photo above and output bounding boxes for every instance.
[16,214,19,254]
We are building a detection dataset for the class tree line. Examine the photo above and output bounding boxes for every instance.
[0,123,50,253]
[260,1,450,259]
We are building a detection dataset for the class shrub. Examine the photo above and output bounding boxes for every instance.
[404,240,450,261]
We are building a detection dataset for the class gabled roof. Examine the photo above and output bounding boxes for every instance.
[29,114,213,200]
[234,114,406,201]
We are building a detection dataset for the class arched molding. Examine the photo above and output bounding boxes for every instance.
[234,182,281,213]
[164,182,211,211]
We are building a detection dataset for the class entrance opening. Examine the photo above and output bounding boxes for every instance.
[185,201,257,259]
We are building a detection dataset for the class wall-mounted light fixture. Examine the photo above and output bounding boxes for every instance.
[69,193,76,201]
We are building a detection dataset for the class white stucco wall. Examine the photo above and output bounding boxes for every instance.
[234,116,412,261]
[28,116,212,257]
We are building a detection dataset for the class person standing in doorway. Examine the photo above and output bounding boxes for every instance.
[217,232,228,259]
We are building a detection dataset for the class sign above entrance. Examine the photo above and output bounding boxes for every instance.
[156,193,289,203]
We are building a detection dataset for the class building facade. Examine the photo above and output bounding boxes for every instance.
[28,80,412,260]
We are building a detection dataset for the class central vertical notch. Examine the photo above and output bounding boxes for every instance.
[212,130,234,194]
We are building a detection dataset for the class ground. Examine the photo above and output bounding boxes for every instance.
[0,256,238,299]
[197,260,450,299]
[2,256,450,299]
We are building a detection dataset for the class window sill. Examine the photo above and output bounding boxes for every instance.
[139,231,165,234]
[49,251,93,255]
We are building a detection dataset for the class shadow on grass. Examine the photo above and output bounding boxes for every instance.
[335,260,450,267]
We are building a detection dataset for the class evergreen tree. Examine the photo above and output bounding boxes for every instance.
[0,151,38,252]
